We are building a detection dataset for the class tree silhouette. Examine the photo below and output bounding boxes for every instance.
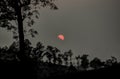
[7,41,19,61]
[24,39,33,57]
[80,54,89,70]
[67,50,73,65]
[90,57,103,69]
[57,53,63,65]
[32,42,45,62]
[63,51,69,66]
[45,51,53,63]
[75,55,81,69]
[0,0,58,61]
[62,50,73,66]
[46,46,60,64]
[111,56,118,64]
[105,56,118,67]
[0,40,120,78]
[0,42,19,63]
[0,46,9,62]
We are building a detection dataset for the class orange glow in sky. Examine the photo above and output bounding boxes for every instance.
[58,34,64,41]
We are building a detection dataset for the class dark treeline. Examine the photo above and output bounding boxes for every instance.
[0,39,119,79]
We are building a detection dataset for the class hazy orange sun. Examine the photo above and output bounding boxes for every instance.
[58,34,64,41]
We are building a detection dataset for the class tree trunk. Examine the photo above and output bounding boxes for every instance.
[15,0,25,61]
[14,1,36,79]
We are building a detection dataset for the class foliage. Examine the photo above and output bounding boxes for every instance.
[80,54,89,70]
[105,56,118,67]
[0,40,120,79]
[31,42,45,61]
[0,0,58,62]
[46,46,60,64]
[0,0,58,39]
[90,57,104,69]
[75,55,81,68]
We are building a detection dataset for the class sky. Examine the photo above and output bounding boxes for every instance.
[0,0,120,61]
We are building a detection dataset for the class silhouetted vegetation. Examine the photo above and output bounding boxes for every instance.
[0,40,120,79]
[0,0,120,79]
[0,0,58,79]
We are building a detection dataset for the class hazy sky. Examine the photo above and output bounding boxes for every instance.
[0,0,120,60]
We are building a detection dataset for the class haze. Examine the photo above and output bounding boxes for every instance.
[0,0,120,61]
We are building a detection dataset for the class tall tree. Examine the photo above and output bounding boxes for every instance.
[0,0,58,61]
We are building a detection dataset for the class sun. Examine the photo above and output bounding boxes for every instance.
[58,34,65,41]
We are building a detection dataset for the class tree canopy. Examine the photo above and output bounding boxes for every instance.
[0,0,58,61]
